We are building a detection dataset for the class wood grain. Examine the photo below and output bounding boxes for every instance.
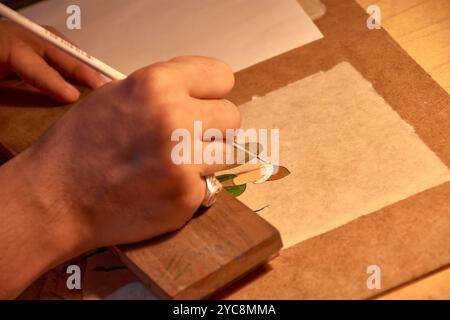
[357,0,450,94]
[115,191,282,299]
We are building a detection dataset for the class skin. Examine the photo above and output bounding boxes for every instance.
[0,22,240,298]
[0,20,105,102]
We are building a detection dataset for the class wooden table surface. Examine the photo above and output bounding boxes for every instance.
[356,0,450,299]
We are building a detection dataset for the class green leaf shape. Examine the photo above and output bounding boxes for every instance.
[216,174,247,197]
[224,184,247,197]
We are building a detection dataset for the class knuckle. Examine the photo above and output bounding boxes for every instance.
[11,38,28,51]
[169,56,190,63]
[208,58,235,86]
[128,63,174,96]
[224,100,241,128]
[171,56,235,87]
[214,59,234,76]
[11,38,42,58]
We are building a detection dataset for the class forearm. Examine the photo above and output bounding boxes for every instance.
[0,150,86,299]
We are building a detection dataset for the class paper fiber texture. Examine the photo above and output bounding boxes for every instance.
[20,0,323,73]
[237,62,450,248]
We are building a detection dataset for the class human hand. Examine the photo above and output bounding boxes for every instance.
[0,56,239,298]
[0,20,105,103]
[18,55,239,251]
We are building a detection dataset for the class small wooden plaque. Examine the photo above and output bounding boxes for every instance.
[114,191,282,299]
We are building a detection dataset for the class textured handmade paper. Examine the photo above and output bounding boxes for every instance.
[20,0,323,73]
[238,62,450,248]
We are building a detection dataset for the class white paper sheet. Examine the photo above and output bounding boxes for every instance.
[20,0,323,74]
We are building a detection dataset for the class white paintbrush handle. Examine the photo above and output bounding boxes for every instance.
[0,3,126,81]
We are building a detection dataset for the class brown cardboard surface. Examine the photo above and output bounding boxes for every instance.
[218,182,450,299]
[1,0,450,299]
[215,0,450,299]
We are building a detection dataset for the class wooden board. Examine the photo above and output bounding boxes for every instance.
[114,191,281,299]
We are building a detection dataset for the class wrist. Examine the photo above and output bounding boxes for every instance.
[20,147,95,255]
[0,150,92,298]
